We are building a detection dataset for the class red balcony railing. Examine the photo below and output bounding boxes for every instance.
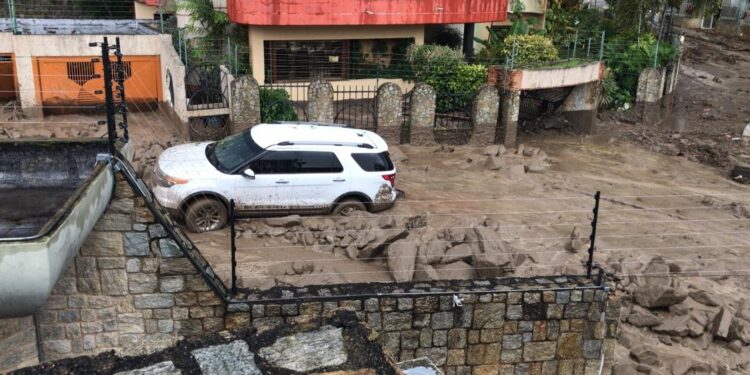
[228,0,508,26]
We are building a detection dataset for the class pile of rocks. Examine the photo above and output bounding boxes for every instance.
[614,257,750,374]
[481,143,550,177]
[240,213,524,284]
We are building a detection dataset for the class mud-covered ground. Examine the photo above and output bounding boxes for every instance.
[2,28,750,373]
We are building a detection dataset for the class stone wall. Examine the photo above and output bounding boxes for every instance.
[30,176,225,363]
[0,316,38,371]
[225,277,619,375]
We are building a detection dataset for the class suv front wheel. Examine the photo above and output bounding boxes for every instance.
[185,198,228,232]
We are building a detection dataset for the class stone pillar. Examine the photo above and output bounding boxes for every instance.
[634,68,666,124]
[560,82,600,135]
[375,83,403,145]
[230,76,261,134]
[468,85,500,146]
[500,90,520,148]
[409,83,436,146]
[306,79,334,123]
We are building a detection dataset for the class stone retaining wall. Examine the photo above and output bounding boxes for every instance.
[30,176,225,363]
[225,277,619,375]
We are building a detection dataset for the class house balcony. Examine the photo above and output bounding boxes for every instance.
[227,0,509,26]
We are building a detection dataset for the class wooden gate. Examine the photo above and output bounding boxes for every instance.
[33,56,161,111]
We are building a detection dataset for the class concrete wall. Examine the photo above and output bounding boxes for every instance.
[247,25,425,84]
[0,33,185,124]
[488,62,605,91]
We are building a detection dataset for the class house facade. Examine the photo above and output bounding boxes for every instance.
[226,0,509,86]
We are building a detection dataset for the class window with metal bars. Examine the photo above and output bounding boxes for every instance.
[264,40,350,83]
[66,61,96,86]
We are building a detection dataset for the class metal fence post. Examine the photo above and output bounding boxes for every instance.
[586,191,601,279]
[598,31,606,61]
[114,37,129,143]
[158,0,164,34]
[8,0,18,35]
[587,37,592,58]
[97,38,118,156]
[572,29,579,58]
[653,40,660,68]
[230,199,237,295]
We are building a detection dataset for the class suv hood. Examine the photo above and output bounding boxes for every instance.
[156,142,224,179]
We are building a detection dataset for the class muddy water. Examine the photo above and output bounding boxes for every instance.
[0,187,77,238]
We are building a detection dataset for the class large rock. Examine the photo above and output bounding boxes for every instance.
[652,315,705,337]
[728,318,750,344]
[413,263,440,281]
[387,240,418,282]
[357,228,408,259]
[416,239,449,265]
[627,306,662,327]
[258,325,347,373]
[442,244,474,264]
[389,145,408,163]
[114,361,181,375]
[712,306,735,340]
[434,261,473,280]
[472,227,515,278]
[264,215,302,228]
[634,285,688,308]
[688,290,721,307]
[484,155,504,170]
[629,346,661,367]
[192,340,261,375]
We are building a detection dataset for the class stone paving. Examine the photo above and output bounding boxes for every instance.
[192,340,260,375]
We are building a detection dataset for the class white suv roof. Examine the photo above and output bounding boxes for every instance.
[251,123,388,152]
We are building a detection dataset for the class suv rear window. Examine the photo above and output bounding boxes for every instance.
[351,152,394,172]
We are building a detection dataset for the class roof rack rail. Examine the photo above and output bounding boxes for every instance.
[273,121,349,128]
[277,141,373,149]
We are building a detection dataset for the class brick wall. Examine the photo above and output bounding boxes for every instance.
[225,279,619,375]
[32,176,225,362]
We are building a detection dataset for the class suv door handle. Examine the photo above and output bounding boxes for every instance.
[275,179,289,184]
[333,178,346,182]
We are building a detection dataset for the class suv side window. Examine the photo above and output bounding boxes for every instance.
[351,152,394,172]
[297,151,343,173]
[249,151,298,174]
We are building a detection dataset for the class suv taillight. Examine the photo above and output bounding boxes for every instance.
[382,173,396,187]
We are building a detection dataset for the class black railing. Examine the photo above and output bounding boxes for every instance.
[186,64,229,111]
[334,85,378,130]
[434,91,474,145]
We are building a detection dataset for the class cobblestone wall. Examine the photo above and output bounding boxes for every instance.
[225,277,619,375]
[32,176,225,363]
[230,76,261,134]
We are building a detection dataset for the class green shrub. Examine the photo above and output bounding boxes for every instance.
[259,88,298,123]
[407,44,464,81]
[599,69,632,110]
[500,35,559,67]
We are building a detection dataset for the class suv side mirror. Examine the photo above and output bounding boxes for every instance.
[242,168,255,179]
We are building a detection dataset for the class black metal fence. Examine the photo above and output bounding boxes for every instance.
[186,64,230,111]
[334,85,378,130]
[434,91,474,145]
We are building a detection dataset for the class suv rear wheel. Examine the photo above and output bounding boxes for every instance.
[332,198,367,216]
[185,198,228,232]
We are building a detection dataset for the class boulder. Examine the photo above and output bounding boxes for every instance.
[737,299,750,321]
[712,306,735,340]
[265,215,302,228]
[389,146,408,162]
[434,261,474,280]
[634,285,688,308]
[505,164,526,180]
[688,290,721,307]
[413,263,440,281]
[357,228,408,259]
[629,346,661,367]
[387,240,417,282]
[481,145,501,156]
[728,318,750,344]
[653,315,691,337]
[472,227,515,278]
[566,226,589,253]
[485,155,504,170]
[442,244,474,264]
[627,306,662,327]
[526,159,546,173]
[417,239,449,265]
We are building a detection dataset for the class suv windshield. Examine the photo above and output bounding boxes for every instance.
[206,130,264,173]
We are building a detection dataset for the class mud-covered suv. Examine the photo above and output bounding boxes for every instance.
[151,123,397,232]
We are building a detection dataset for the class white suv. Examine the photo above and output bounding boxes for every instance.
[151,123,398,232]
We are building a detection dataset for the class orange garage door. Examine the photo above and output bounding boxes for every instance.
[34,56,161,110]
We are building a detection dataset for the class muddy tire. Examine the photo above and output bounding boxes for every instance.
[332,198,367,216]
[184,198,228,233]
